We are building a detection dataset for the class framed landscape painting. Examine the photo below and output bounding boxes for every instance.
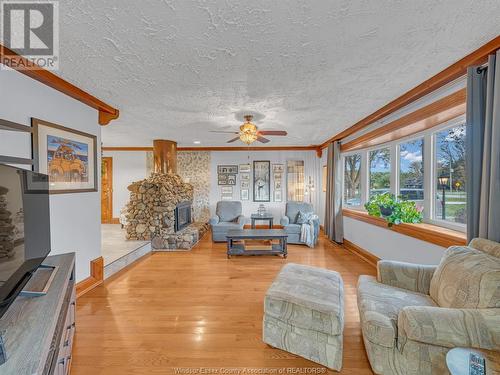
[32,118,97,194]
[253,161,270,202]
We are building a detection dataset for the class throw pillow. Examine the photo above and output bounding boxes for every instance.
[296,211,313,224]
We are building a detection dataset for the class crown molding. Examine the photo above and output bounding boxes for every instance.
[0,44,119,126]
[341,88,466,152]
[102,145,320,152]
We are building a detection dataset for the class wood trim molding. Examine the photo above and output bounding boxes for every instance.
[111,217,120,224]
[343,239,380,268]
[103,146,319,152]
[0,44,119,126]
[320,35,500,149]
[103,146,153,152]
[76,257,104,298]
[341,89,466,151]
[343,209,466,248]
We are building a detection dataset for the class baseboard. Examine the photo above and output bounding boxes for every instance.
[76,257,104,298]
[343,239,380,268]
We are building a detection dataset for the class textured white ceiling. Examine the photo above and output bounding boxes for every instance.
[58,0,500,147]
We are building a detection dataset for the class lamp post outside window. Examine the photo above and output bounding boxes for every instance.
[438,174,449,220]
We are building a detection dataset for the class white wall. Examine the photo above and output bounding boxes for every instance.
[103,151,148,218]
[343,217,446,264]
[210,150,322,223]
[0,70,101,281]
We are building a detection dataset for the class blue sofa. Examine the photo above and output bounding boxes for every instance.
[280,201,319,245]
[209,201,246,242]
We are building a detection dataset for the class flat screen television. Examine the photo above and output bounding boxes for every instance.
[0,164,51,318]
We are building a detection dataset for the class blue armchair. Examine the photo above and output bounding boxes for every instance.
[210,201,246,242]
[280,201,319,245]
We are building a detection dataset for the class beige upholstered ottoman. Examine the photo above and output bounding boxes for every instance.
[263,263,344,371]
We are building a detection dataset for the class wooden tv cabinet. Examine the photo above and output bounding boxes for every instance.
[0,253,76,375]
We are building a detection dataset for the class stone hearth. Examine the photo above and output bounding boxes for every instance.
[125,173,208,250]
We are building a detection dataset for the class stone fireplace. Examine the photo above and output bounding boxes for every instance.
[125,139,208,250]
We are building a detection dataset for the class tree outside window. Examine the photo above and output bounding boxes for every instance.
[434,125,467,224]
[369,148,391,197]
[343,154,361,206]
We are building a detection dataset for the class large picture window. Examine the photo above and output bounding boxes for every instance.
[399,138,424,210]
[343,154,361,206]
[340,116,467,232]
[434,124,467,224]
[369,148,390,198]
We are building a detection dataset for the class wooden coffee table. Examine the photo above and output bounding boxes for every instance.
[226,229,288,258]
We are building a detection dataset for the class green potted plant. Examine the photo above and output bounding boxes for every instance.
[364,193,423,227]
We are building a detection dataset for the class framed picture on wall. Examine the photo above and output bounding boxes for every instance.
[239,164,251,173]
[218,174,228,185]
[218,165,238,174]
[240,189,249,201]
[240,180,249,189]
[221,186,233,200]
[273,164,284,173]
[32,118,97,194]
[240,173,250,181]
[274,189,282,202]
[227,174,237,185]
[253,160,270,202]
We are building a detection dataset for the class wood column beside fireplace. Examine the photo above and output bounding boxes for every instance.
[153,139,177,174]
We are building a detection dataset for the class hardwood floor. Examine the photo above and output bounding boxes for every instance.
[72,233,376,374]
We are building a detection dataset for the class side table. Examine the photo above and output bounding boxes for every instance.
[251,214,274,229]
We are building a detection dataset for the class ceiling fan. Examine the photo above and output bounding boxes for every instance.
[210,115,287,144]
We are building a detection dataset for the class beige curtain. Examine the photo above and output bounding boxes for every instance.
[287,160,305,201]
[325,141,343,243]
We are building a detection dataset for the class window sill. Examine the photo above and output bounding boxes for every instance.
[342,209,467,248]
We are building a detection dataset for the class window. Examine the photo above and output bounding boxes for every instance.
[399,138,424,209]
[434,124,467,224]
[369,148,391,197]
[287,160,304,201]
[340,115,467,232]
[343,154,361,206]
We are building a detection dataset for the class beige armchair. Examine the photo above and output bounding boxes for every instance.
[357,238,500,375]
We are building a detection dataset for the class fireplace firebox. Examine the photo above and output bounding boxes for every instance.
[174,201,192,232]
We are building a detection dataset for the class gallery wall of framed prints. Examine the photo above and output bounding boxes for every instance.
[217,165,238,200]
[215,159,307,205]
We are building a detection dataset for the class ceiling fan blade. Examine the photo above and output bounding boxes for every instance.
[258,130,288,136]
[210,131,239,134]
[257,136,270,143]
[227,136,241,143]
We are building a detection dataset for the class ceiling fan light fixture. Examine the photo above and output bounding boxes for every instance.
[239,130,258,144]
[239,115,258,144]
